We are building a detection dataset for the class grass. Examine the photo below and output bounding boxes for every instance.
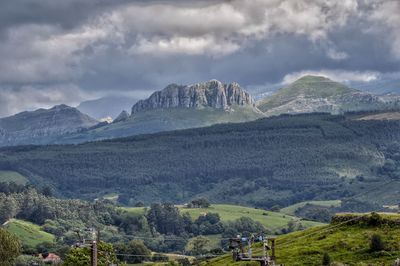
[5,219,55,247]
[280,200,341,216]
[204,213,400,266]
[122,204,324,232]
[0,170,28,185]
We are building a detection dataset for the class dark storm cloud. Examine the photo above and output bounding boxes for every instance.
[0,0,400,117]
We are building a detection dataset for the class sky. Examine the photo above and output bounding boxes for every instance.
[0,0,400,117]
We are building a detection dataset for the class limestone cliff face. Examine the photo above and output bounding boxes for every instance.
[132,80,255,114]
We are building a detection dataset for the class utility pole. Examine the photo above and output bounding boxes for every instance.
[91,240,97,266]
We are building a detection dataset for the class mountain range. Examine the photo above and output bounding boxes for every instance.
[0,75,399,147]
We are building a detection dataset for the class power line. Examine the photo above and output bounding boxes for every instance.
[275,214,366,248]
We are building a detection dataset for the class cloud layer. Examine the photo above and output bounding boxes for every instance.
[0,0,400,116]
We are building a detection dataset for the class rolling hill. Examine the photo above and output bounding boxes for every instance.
[0,112,399,210]
[5,219,55,248]
[205,213,400,266]
[257,75,400,116]
[123,204,323,233]
[0,170,28,185]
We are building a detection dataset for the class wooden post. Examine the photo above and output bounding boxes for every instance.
[91,240,97,266]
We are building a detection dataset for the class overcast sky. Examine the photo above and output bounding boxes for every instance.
[0,0,400,117]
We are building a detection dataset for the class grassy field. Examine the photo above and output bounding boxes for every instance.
[0,170,28,185]
[122,204,324,232]
[203,213,400,266]
[5,219,55,247]
[280,200,341,216]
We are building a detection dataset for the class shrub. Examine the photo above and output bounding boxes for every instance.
[322,252,331,265]
[370,234,385,252]
[368,212,383,226]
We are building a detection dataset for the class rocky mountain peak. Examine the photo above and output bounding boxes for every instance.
[131,80,255,114]
[113,110,130,123]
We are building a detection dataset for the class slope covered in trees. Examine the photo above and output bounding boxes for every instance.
[0,112,399,209]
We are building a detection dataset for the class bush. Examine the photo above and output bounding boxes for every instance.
[368,212,383,226]
[370,234,385,252]
[322,252,331,265]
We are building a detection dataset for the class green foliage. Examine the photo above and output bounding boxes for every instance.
[115,239,151,263]
[5,219,55,248]
[368,212,383,226]
[370,234,385,252]
[205,213,400,266]
[1,113,399,208]
[0,228,21,266]
[280,200,341,216]
[147,203,186,236]
[64,241,118,266]
[185,236,210,255]
[322,252,331,265]
[294,204,333,223]
[188,198,211,208]
[14,255,43,266]
[178,204,322,232]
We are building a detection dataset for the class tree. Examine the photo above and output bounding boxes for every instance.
[0,196,18,224]
[115,239,151,264]
[14,255,43,266]
[189,198,210,208]
[370,234,385,252]
[270,205,281,212]
[41,186,53,197]
[322,252,331,265]
[0,228,21,266]
[185,236,210,255]
[63,241,118,266]
[146,203,185,235]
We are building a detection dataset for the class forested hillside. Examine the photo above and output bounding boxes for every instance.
[0,112,399,209]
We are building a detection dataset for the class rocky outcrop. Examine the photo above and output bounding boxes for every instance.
[132,80,255,114]
[113,110,130,123]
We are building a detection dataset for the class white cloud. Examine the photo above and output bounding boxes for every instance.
[0,84,87,117]
[282,70,380,84]
[0,0,399,115]
[130,36,240,56]
[107,0,360,55]
[326,48,349,60]
[0,17,123,84]
[369,0,400,59]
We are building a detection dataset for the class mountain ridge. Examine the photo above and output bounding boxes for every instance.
[257,75,400,116]
[0,104,98,146]
[1,76,400,147]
